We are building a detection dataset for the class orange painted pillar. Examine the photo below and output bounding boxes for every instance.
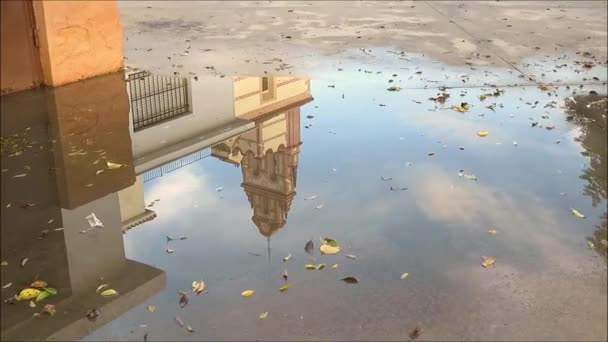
[0,0,124,95]
[32,0,124,87]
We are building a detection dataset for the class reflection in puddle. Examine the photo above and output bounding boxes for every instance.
[1,57,607,341]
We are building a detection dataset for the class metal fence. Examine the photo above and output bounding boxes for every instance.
[142,148,212,183]
[128,71,191,131]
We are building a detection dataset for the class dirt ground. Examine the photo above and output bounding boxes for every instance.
[117,0,607,84]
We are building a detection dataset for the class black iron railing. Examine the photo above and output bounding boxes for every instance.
[128,71,191,131]
[142,148,212,183]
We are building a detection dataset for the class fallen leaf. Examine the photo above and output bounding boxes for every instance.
[175,316,185,327]
[13,174,27,178]
[186,325,194,333]
[166,248,175,253]
[259,311,269,319]
[482,256,496,268]
[400,272,409,280]
[315,204,324,209]
[100,289,118,297]
[341,276,359,284]
[322,238,339,248]
[35,291,50,302]
[487,229,498,235]
[587,240,595,249]
[477,130,489,137]
[283,253,292,262]
[43,304,56,316]
[316,263,326,270]
[106,161,123,169]
[17,288,40,301]
[147,305,156,313]
[332,264,339,269]
[305,240,314,254]
[29,301,36,308]
[283,269,288,280]
[571,208,585,218]
[387,86,401,92]
[2,282,12,289]
[346,254,357,260]
[43,287,57,295]
[192,280,205,295]
[320,244,340,255]
[305,264,316,270]
[21,258,29,267]
[0,261,7,266]
[452,102,470,112]
[179,292,189,307]
[408,327,421,341]
[304,195,318,200]
[96,284,109,294]
[278,284,291,292]
[241,289,255,297]
[86,308,100,321]
[30,280,48,289]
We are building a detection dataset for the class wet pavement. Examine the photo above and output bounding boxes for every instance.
[1,49,607,341]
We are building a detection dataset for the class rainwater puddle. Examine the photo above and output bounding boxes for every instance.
[1,52,606,341]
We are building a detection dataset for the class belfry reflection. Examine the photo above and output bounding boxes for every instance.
[212,76,312,239]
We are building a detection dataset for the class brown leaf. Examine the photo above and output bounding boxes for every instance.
[304,240,314,254]
[408,327,421,341]
[179,292,189,308]
[341,276,359,284]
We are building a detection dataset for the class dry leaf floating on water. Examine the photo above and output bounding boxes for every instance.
[241,289,255,297]
[341,276,359,284]
[482,256,497,268]
[477,130,489,137]
[278,284,291,292]
[178,292,189,307]
[487,229,498,235]
[100,289,118,297]
[571,208,585,218]
[305,264,316,270]
[147,305,156,313]
[259,311,269,319]
[401,272,409,280]
[283,253,292,262]
[192,280,205,295]
[305,240,314,254]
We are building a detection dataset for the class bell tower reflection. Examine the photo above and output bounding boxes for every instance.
[211,76,312,239]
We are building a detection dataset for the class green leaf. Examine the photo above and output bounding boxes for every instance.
[278,284,291,292]
[43,287,57,295]
[35,291,50,302]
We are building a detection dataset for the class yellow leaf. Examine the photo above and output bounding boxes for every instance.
[319,244,340,255]
[278,284,291,292]
[452,103,470,112]
[192,280,205,294]
[17,288,41,301]
[487,229,498,235]
[479,94,487,101]
[96,284,109,294]
[241,289,255,297]
[186,325,194,333]
[304,264,316,270]
[106,161,123,169]
[400,272,409,280]
[100,289,118,297]
[316,263,326,270]
[259,311,269,319]
[331,264,339,269]
[477,130,489,137]
[147,305,156,313]
[571,208,585,218]
[283,253,292,262]
[482,256,496,268]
